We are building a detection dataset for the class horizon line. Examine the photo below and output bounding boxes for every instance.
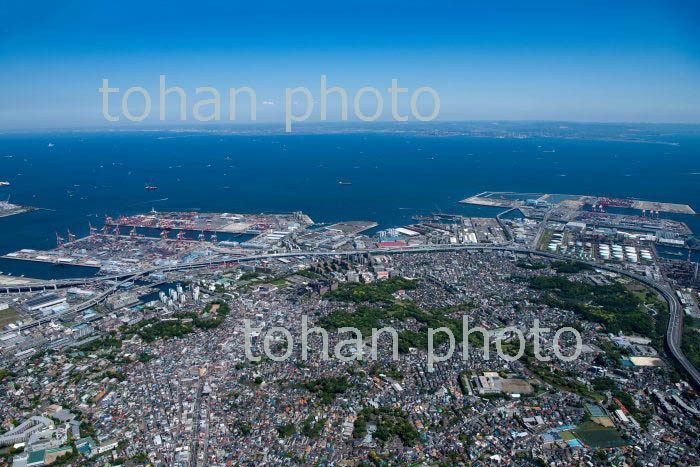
[2,119,700,135]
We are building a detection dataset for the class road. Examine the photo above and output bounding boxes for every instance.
[530,208,553,250]
[190,377,205,466]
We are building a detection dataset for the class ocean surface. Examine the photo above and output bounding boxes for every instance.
[1,131,699,277]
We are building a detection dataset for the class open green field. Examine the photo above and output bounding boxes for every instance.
[573,421,627,449]
[559,431,576,441]
[0,306,22,328]
[269,279,289,288]
[537,229,553,251]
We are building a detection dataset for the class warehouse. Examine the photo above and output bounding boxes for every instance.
[23,294,66,312]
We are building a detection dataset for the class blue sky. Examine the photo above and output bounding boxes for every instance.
[1,0,700,129]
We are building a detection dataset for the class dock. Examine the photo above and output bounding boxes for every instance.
[460,191,696,215]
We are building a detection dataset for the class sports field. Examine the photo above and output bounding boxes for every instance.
[573,421,627,449]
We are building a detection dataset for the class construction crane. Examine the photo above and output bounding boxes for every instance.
[67,228,76,243]
[56,232,64,247]
[89,222,98,235]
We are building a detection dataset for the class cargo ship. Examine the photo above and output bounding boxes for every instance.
[665,250,684,257]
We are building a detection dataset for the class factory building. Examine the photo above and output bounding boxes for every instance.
[24,294,66,312]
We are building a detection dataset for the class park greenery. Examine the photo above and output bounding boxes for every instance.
[319,300,476,354]
[296,269,323,280]
[176,299,231,330]
[276,423,296,438]
[138,352,155,364]
[681,321,700,372]
[301,376,349,404]
[236,421,252,436]
[591,376,617,392]
[551,260,592,274]
[301,417,326,438]
[120,300,231,342]
[125,318,195,342]
[516,261,546,270]
[77,336,121,352]
[327,277,417,303]
[352,407,420,446]
[238,271,260,281]
[529,276,657,338]
[79,421,97,439]
[319,305,390,335]
[528,361,603,402]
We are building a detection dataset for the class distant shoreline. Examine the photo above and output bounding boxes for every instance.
[2,120,700,145]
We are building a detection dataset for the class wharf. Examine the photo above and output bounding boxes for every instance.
[0,203,36,218]
[1,252,102,269]
[460,191,696,215]
[104,211,315,234]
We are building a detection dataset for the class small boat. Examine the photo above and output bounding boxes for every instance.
[145,185,158,190]
[0,181,9,186]
[338,181,352,185]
